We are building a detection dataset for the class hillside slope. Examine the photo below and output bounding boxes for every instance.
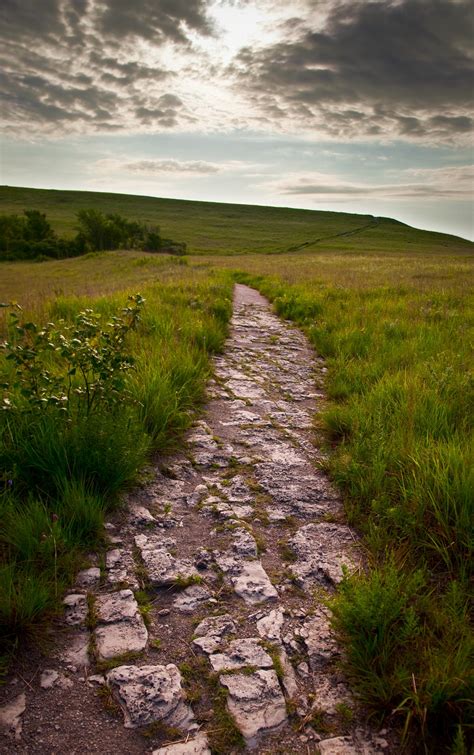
[0,185,472,256]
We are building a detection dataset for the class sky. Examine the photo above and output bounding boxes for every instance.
[1,0,473,240]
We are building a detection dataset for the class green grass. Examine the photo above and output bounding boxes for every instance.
[1,185,472,256]
[220,263,473,751]
[0,262,233,653]
[0,187,472,750]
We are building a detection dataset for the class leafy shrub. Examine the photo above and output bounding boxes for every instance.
[2,294,144,416]
[0,295,151,651]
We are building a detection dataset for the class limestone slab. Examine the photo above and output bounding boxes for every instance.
[288,523,358,588]
[63,593,87,626]
[256,608,284,642]
[107,664,194,730]
[231,561,278,605]
[210,638,273,672]
[173,585,212,614]
[95,616,148,660]
[0,693,26,740]
[220,669,287,746]
[152,732,211,754]
[135,534,199,586]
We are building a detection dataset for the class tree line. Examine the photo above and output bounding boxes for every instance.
[0,209,186,260]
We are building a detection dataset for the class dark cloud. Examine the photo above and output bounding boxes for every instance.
[97,0,213,44]
[0,0,208,134]
[233,0,474,141]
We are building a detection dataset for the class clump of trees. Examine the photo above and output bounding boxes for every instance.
[0,210,86,260]
[0,209,186,261]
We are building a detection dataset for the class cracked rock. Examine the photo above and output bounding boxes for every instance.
[135,534,199,586]
[257,608,284,642]
[220,669,287,746]
[231,561,278,605]
[94,590,148,660]
[209,638,273,672]
[107,664,194,730]
[173,584,213,613]
[0,693,26,740]
[288,522,358,588]
[152,732,211,754]
[63,594,88,626]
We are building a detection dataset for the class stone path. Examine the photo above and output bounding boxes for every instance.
[0,285,394,754]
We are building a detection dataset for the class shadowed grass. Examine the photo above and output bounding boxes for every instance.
[0,265,233,655]
[224,264,473,751]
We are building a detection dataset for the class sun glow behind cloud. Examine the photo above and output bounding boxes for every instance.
[0,0,472,238]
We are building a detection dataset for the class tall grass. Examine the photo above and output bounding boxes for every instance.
[229,267,473,751]
[0,265,233,655]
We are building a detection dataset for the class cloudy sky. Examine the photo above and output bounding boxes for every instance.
[1,0,473,239]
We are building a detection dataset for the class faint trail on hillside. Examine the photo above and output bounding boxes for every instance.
[281,218,380,254]
[0,284,395,755]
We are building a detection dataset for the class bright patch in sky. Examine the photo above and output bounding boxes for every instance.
[0,0,472,239]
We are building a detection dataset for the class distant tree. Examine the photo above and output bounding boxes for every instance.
[142,226,162,252]
[23,210,55,242]
[0,214,25,252]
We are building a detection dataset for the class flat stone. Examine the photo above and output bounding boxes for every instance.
[187,484,208,506]
[173,585,212,613]
[135,534,199,586]
[96,590,139,623]
[318,737,361,754]
[288,523,358,587]
[297,661,309,678]
[312,677,353,716]
[0,693,26,740]
[279,647,298,698]
[106,548,139,588]
[232,528,258,558]
[210,639,273,672]
[194,548,213,570]
[298,609,339,669]
[87,674,106,686]
[193,614,236,654]
[255,462,337,517]
[203,498,234,519]
[194,614,236,639]
[107,664,194,730]
[40,669,59,689]
[220,669,287,746]
[192,636,223,654]
[63,593,88,626]
[130,505,156,525]
[94,590,148,660]
[257,609,284,642]
[231,561,278,605]
[76,567,101,589]
[62,631,90,670]
[95,617,148,660]
[152,732,211,754]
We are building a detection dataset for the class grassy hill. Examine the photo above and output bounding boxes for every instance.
[1,185,471,256]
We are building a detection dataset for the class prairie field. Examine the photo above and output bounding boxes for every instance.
[0,187,472,752]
